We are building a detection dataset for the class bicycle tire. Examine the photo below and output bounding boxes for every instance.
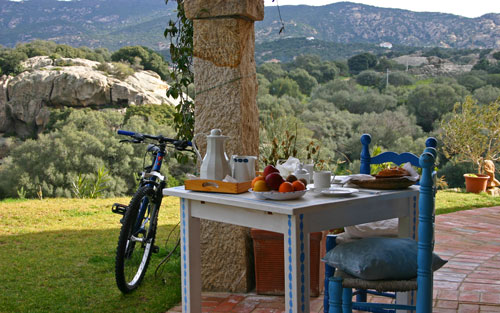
[115,185,160,293]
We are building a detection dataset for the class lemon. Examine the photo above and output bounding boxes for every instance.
[253,180,270,192]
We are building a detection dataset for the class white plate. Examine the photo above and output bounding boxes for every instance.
[320,187,359,196]
[249,189,307,200]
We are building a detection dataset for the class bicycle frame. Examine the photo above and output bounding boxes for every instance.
[134,144,166,239]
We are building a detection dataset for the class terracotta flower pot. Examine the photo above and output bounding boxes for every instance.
[464,174,489,193]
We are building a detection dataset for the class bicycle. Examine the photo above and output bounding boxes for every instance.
[111,129,191,294]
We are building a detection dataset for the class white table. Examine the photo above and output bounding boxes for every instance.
[163,186,419,313]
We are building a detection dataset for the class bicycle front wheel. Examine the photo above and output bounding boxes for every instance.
[115,185,159,293]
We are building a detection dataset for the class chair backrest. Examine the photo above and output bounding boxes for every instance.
[359,133,437,175]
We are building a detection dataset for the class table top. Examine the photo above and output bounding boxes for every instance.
[163,185,419,215]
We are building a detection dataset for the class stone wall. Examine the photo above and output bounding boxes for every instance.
[187,0,263,292]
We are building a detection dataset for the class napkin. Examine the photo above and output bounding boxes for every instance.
[402,162,420,181]
[276,156,300,177]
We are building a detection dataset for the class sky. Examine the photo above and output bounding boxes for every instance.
[264,0,500,18]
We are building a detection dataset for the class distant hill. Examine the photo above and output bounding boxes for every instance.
[1,0,499,50]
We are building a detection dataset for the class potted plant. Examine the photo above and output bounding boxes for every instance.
[440,97,500,193]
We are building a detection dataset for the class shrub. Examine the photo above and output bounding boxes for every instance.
[356,70,381,87]
[0,109,191,199]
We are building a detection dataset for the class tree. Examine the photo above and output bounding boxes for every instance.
[493,51,500,61]
[473,86,500,105]
[257,63,286,82]
[269,77,303,99]
[111,46,170,80]
[0,49,27,75]
[407,83,467,132]
[288,68,318,95]
[347,53,377,75]
[356,70,381,87]
[439,97,500,173]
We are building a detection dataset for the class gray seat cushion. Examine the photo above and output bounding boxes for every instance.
[323,237,447,281]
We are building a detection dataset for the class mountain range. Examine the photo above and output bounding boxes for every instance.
[1,0,499,51]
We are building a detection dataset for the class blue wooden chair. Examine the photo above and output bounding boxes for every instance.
[323,134,437,313]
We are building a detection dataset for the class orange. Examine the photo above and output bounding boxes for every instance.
[253,180,270,192]
[251,176,265,188]
[278,181,294,193]
[292,180,306,191]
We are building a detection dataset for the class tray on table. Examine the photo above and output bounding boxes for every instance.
[184,179,252,194]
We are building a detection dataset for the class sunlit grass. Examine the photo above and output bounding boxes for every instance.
[436,189,500,215]
[0,197,182,313]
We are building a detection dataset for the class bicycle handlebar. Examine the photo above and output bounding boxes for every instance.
[117,129,192,149]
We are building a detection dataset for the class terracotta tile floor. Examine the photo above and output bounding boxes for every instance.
[167,206,500,313]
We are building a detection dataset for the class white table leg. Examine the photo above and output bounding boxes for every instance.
[180,198,201,313]
[284,214,310,313]
[396,195,418,312]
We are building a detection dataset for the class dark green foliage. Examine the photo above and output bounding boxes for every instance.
[311,80,397,114]
[124,104,176,126]
[15,40,111,62]
[486,74,500,88]
[0,49,27,75]
[111,46,170,80]
[385,71,415,87]
[288,68,318,95]
[457,71,487,91]
[422,47,451,59]
[472,86,500,105]
[356,70,381,87]
[438,161,475,188]
[257,63,286,82]
[269,77,303,99]
[407,83,467,132]
[472,58,492,72]
[0,109,190,199]
[348,53,377,75]
[285,55,337,83]
[164,0,194,141]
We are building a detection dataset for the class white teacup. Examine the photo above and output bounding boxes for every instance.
[313,171,331,189]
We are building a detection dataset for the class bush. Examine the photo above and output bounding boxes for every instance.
[0,109,191,199]
[437,161,475,188]
[356,70,381,87]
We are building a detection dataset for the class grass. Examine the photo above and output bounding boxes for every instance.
[0,197,182,313]
[1,190,500,312]
[436,189,500,215]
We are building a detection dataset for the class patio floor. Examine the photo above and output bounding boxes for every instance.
[167,206,500,313]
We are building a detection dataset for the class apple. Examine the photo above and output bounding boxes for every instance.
[263,164,280,177]
[265,172,285,190]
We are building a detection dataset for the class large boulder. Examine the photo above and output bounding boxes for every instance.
[0,57,180,138]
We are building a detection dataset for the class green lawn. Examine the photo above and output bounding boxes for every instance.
[0,197,182,313]
[1,190,500,312]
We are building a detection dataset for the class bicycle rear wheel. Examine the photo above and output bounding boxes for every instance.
[115,185,159,293]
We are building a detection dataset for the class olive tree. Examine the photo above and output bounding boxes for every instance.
[439,97,500,173]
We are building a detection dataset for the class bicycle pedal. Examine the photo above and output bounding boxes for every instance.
[152,245,160,253]
[112,203,128,215]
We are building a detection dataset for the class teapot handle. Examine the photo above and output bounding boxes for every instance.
[192,133,205,162]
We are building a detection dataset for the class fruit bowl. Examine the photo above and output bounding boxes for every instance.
[248,189,307,200]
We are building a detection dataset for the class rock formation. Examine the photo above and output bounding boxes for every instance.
[0,56,179,138]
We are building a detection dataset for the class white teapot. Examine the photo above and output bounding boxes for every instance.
[192,129,231,180]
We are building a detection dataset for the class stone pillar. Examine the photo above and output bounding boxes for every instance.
[185,0,264,292]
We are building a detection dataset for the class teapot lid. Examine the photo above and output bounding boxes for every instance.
[207,129,228,138]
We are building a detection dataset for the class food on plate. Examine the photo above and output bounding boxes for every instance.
[298,178,308,186]
[286,174,297,182]
[278,181,294,193]
[292,180,306,191]
[376,167,410,178]
[263,164,280,177]
[265,172,285,190]
[251,176,265,188]
[253,180,271,192]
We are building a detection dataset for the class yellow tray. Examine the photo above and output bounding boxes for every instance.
[184,179,252,194]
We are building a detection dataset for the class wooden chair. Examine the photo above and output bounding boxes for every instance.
[323,134,437,313]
